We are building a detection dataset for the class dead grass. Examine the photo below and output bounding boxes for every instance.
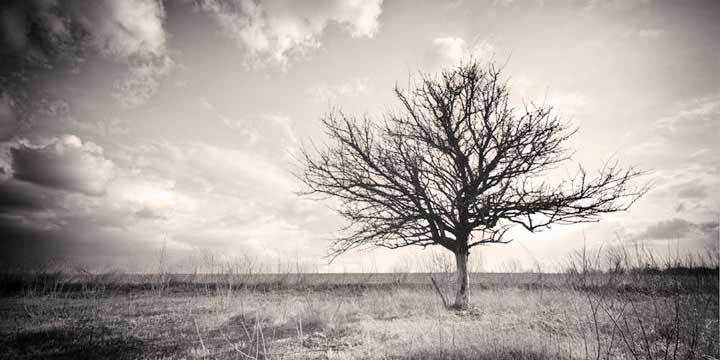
[1,273,717,359]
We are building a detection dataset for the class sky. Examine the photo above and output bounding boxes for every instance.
[0,0,718,273]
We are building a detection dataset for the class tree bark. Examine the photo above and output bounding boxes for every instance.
[453,251,470,309]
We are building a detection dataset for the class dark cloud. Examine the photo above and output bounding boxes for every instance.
[651,171,719,219]
[0,0,168,70]
[9,136,115,196]
[0,180,55,213]
[0,0,171,121]
[0,1,85,72]
[697,221,719,234]
[635,218,719,241]
[134,207,166,221]
[0,220,64,268]
[0,93,18,140]
[0,176,176,270]
[0,219,171,270]
[676,182,709,199]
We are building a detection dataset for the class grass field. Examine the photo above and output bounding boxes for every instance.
[0,270,718,360]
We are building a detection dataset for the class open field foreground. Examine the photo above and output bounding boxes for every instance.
[0,273,717,360]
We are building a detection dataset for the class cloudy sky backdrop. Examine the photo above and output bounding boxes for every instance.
[0,0,718,272]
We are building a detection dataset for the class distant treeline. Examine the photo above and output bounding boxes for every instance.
[1,268,717,297]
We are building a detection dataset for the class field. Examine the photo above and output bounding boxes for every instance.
[0,272,718,360]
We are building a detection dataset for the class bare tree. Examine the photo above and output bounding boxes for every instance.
[300,61,647,309]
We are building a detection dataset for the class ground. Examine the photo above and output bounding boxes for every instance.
[0,273,717,359]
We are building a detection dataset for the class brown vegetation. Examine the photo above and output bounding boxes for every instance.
[1,251,717,359]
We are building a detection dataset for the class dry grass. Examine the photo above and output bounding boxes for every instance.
[0,271,717,359]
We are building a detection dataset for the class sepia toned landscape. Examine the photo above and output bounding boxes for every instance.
[1,0,718,359]
[2,245,718,359]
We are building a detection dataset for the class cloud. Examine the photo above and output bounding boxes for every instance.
[186,142,298,193]
[0,0,171,108]
[107,140,325,260]
[0,180,55,214]
[134,207,167,220]
[425,37,495,70]
[626,94,720,189]
[506,75,591,118]
[634,28,663,39]
[198,98,299,156]
[676,182,708,200]
[584,0,652,12]
[0,0,168,65]
[431,37,466,65]
[115,140,304,222]
[125,139,310,214]
[656,95,719,136]
[0,93,17,140]
[0,217,175,270]
[79,0,172,107]
[620,25,664,40]
[76,0,167,58]
[0,146,199,269]
[548,92,590,116]
[309,78,369,104]
[641,162,720,220]
[199,98,260,145]
[8,135,115,196]
[634,218,719,242]
[0,136,335,270]
[105,175,196,221]
[199,0,383,67]
[112,54,174,107]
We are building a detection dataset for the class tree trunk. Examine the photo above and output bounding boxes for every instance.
[453,251,470,309]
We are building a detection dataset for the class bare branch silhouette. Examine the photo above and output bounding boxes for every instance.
[300,60,648,309]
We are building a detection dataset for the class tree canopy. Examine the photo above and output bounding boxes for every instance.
[300,61,647,308]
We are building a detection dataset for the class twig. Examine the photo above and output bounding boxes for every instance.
[430,276,449,308]
[221,330,255,360]
[194,318,208,357]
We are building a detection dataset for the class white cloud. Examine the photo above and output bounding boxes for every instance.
[188,142,297,193]
[626,94,720,168]
[507,75,591,118]
[266,113,299,154]
[309,78,369,104]
[89,0,173,107]
[93,139,328,260]
[656,95,720,132]
[621,27,664,40]
[199,98,259,145]
[635,28,663,39]
[198,98,299,156]
[106,175,197,221]
[426,37,496,70]
[432,37,466,65]
[199,0,384,67]
[113,54,174,108]
[62,0,168,58]
[121,140,299,201]
[0,135,322,266]
[546,92,591,118]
